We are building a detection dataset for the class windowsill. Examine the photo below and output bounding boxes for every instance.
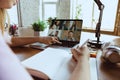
[82,29,115,35]
[80,32,118,44]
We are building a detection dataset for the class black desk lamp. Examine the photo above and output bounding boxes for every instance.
[88,0,105,49]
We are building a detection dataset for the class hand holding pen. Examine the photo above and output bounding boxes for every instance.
[71,39,96,62]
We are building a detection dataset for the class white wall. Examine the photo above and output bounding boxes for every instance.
[57,0,71,19]
[19,0,71,26]
[18,27,34,37]
[20,0,40,27]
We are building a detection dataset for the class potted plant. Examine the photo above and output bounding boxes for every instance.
[32,20,46,36]
[47,17,57,26]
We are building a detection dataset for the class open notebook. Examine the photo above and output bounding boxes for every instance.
[22,48,98,80]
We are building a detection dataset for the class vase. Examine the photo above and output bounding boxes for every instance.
[34,31,40,36]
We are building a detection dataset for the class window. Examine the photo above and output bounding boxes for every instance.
[43,4,57,20]
[40,0,58,20]
[71,0,118,32]
[43,0,58,2]
[7,5,18,25]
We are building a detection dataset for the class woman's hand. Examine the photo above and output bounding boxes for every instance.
[71,45,90,62]
[39,36,61,45]
[70,45,90,80]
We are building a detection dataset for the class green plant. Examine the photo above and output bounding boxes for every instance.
[47,17,57,26]
[32,20,46,31]
[75,5,82,19]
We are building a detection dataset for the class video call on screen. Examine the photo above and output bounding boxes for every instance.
[48,19,83,42]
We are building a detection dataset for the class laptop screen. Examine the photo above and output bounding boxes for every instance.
[48,19,83,47]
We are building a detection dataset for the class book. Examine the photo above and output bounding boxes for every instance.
[22,48,98,80]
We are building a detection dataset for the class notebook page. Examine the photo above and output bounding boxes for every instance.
[53,57,97,80]
[90,58,98,80]
[53,54,72,80]
[22,48,70,79]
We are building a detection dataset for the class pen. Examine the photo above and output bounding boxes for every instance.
[79,39,96,58]
[79,39,89,47]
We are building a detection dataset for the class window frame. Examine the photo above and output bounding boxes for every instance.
[81,0,119,36]
[114,0,120,36]
[42,1,58,20]
[17,0,22,27]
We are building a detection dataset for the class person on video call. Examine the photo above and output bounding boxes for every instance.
[0,0,91,80]
[49,21,61,30]
[49,30,60,40]
[65,31,75,41]
[70,21,77,31]
[54,30,59,38]
[62,21,70,30]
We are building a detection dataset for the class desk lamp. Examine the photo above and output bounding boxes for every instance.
[88,0,104,49]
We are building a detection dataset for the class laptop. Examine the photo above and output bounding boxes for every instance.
[30,19,83,51]
[48,19,83,47]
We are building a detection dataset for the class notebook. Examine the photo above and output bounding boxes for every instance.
[22,48,98,80]
[48,19,83,47]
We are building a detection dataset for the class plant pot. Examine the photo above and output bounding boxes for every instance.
[34,31,40,36]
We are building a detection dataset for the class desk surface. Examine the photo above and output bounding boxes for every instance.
[96,37,120,80]
[97,50,120,80]
[12,32,120,80]
[12,46,41,61]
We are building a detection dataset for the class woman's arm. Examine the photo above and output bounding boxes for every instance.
[9,36,61,47]
[10,36,40,47]
[70,46,90,80]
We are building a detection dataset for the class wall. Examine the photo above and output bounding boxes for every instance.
[20,0,40,27]
[18,27,34,37]
[57,0,71,19]
[115,0,120,36]
[19,0,71,26]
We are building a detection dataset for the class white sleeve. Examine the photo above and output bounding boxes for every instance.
[3,31,12,44]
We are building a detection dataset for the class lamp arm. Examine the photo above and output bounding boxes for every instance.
[87,0,104,49]
[95,3,104,44]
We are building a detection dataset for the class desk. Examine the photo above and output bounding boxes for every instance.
[97,50,120,80]
[12,46,41,61]
[12,32,120,80]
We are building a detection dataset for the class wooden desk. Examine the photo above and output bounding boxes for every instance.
[12,46,42,61]
[97,50,120,80]
[12,32,120,80]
